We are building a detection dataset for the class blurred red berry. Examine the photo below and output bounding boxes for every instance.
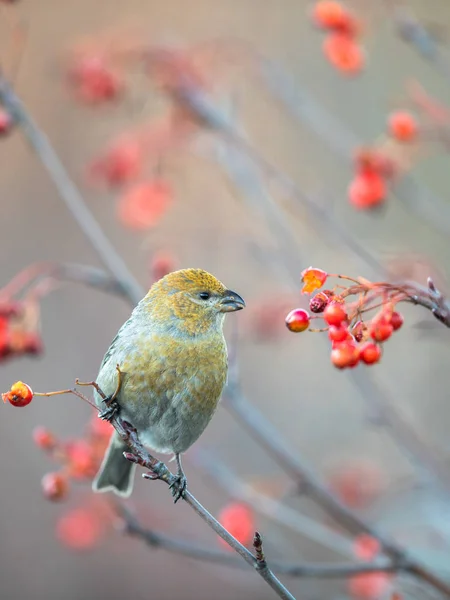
[150,252,176,282]
[2,381,33,407]
[57,507,102,551]
[388,111,418,143]
[0,300,23,318]
[218,503,254,549]
[33,426,57,450]
[324,302,347,326]
[328,325,349,342]
[42,472,69,502]
[348,172,386,210]
[359,342,382,365]
[323,33,364,75]
[89,414,113,439]
[285,308,311,332]
[331,340,359,369]
[23,332,44,355]
[348,572,391,599]
[389,311,404,331]
[0,109,13,137]
[89,139,142,188]
[69,56,122,105]
[66,440,97,479]
[117,179,173,230]
[370,320,393,342]
[329,461,384,508]
[353,534,381,560]
[312,2,348,29]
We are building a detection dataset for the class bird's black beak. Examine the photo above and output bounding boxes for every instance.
[219,289,246,312]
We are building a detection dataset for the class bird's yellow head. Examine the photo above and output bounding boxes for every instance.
[143,269,245,336]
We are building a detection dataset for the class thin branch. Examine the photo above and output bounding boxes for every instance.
[110,415,297,600]
[251,531,299,600]
[0,73,143,306]
[223,383,450,598]
[118,503,399,578]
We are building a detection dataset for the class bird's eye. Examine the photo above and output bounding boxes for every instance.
[199,292,210,300]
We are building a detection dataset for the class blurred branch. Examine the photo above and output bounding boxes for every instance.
[223,382,450,598]
[117,502,403,578]
[0,73,143,306]
[0,261,131,300]
[109,414,296,600]
[390,2,450,84]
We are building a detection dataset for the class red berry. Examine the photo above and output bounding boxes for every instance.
[388,111,418,143]
[328,325,349,342]
[2,381,33,407]
[348,172,386,210]
[348,572,391,599]
[218,503,254,549]
[370,320,393,342]
[353,534,381,560]
[312,1,357,33]
[389,311,404,331]
[33,426,57,450]
[285,308,311,333]
[331,340,359,369]
[69,56,122,105]
[117,179,173,230]
[88,139,142,187]
[41,472,69,502]
[66,440,97,479]
[324,302,347,326]
[323,33,364,75]
[0,109,13,137]
[359,342,382,365]
[57,508,102,551]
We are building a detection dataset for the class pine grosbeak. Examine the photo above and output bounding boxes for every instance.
[92,268,245,499]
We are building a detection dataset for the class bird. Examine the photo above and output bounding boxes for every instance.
[92,268,245,500]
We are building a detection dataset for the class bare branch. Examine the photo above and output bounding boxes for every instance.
[0,73,143,306]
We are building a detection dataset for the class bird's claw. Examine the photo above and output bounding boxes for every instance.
[169,473,187,503]
[99,398,119,422]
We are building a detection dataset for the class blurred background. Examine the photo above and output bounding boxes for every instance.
[1,0,450,599]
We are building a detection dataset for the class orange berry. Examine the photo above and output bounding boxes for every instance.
[323,33,364,75]
[388,111,418,143]
[2,381,33,407]
[285,308,311,332]
[348,172,386,210]
[42,472,69,502]
[324,302,347,326]
[33,426,57,450]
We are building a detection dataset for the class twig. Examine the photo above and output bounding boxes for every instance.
[118,502,401,577]
[0,73,143,306]
[110,415,297,600]
[251,531,298,600]
[223,382,450,598]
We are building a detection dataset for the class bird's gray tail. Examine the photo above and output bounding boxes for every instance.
[92,431,136,498]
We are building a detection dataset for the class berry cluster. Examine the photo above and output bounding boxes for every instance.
[311,1,364,76]
[0,301,43,362]
[286,268,408,369]
[34,415,113,502]
[348,110,419,211]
